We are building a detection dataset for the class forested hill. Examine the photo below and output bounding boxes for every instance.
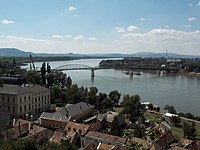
[0,48,200,58]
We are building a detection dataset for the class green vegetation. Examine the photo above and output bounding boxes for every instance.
[0,137,77,150]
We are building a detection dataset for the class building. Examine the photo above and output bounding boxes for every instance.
[39,112,69,129]
[39,102,95,129]
[0,84,50,119]
[0,106,10,130]
[59,102,95,122]
[84,131,127,146]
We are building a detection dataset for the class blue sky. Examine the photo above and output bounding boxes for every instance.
[0,0,200,55]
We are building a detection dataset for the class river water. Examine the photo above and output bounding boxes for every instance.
[23,58,200,115]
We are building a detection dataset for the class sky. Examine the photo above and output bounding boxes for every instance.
[0,0,200,55]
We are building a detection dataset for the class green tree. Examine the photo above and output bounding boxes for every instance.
[164,105,177,114]
[170,116,182,127]
[183,121,197,139]
[108,90,121,105]
[110,116,122,136]
[126,141,144,150]
[26,70,42,85]
[41,62,46,85]
[121,95,143,123]
[87,87,98,105]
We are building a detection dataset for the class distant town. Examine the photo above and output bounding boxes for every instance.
[0,53,200,150]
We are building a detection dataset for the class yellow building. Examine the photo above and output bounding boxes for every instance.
[0,84,50,119]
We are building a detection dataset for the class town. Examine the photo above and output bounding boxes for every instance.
[0,57,200,150]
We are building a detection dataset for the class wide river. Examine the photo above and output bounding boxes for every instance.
[24,58,200,115]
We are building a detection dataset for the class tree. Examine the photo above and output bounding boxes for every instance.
[121,95,143,123]
[164,105,177,114]
[26,70,42,85]
[41,62,46,85]
[108,90,121,105]
[47,63,51,74]
[125,141,144,150]
[183,121,197,139]
[87,87,98,105]
[110,116,122,136]
[170,116,182,127]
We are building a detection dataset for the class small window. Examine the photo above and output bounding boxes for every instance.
[7,97,9,102]
[7,106,10,112]
[24,105,27,112]
[2,96,4,102]
[29,104,31,110]
[20,106,22,113]
[24,96,26,101]
[13,106,15,113]
[13,97,15,103]
[29,96,31,100]
[20,97,22,103]
[73,128,76,132]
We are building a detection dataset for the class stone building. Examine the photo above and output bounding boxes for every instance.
[0,84,50,119]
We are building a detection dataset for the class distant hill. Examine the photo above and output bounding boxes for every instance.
[0,48,199,58]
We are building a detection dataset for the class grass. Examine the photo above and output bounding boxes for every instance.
[144,111,200,141]
[114,107,200,141]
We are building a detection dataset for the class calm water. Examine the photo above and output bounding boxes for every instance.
[23,59,200,115]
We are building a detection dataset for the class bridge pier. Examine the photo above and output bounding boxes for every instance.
[91,68,95,78]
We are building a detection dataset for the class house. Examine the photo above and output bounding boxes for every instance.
[0,84,50,119]
[150,130,174,150]
[27,124,54,143]
[98,111,125,127]
[39,112,69,129]
[39,102,95,129]
[59,102,95,122]
[178,138,198,150]
[84,131,127,146]
[64,121,90,136]
[83,115,102,131]
[84,140,126,150]
[49,129,81,147]
[6,119,31,140]
[0,106,10,130]
[169,146,187,150]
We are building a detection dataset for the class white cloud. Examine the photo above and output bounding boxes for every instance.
[66,35,72,38]
[189,3,193,7]
[120,28,200,54]
[1,19,15,24]
[51,34,63,38]
[164,25,169,28]
[113,27,126,33]
[196,1,200,6]
[74,35,85,40]
[188,17,196,22]
[88,37,97,41]
[140,17,144,21]
[68,6,77,11]
[127,25,139,32]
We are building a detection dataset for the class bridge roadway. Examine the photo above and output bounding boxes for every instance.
[35,63,178,72]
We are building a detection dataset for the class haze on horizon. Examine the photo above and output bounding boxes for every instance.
[0,0,200,55]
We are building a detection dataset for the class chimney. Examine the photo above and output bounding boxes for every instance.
[13,118,16,126]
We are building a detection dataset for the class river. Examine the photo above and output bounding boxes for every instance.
[23,58,200,115]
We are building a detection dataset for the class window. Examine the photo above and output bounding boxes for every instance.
[73,128,76,132]
[24,96,26,101]
[13,97,15,103]
[68,127,71,131]
[20,106,22,113]
[39,97,40,102]
[7,97,9,102]
[20,97,22,103]
[29,96,31,100]
[13,106,15,113]
[2,96,4,102]
[29,104,31,110]
[24,105,27,112]
[35,98,37,103]
[7,106,10,112]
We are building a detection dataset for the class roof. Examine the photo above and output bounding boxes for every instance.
[40,112,70,122]
[151,131,174,150]
[50,129,78,144]
[28,124,54,142]
[13,119,31,126]
[165,112,178,117]
[59,102,94,118]
[129,137,149,149]
[85,131,126,145]
[64,121,90,136]
[179,138,194,147]
[7,122,30,139]
[169,146,187,150]
[0,84,49,95]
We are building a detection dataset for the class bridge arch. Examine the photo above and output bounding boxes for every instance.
[53,64,94,71]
